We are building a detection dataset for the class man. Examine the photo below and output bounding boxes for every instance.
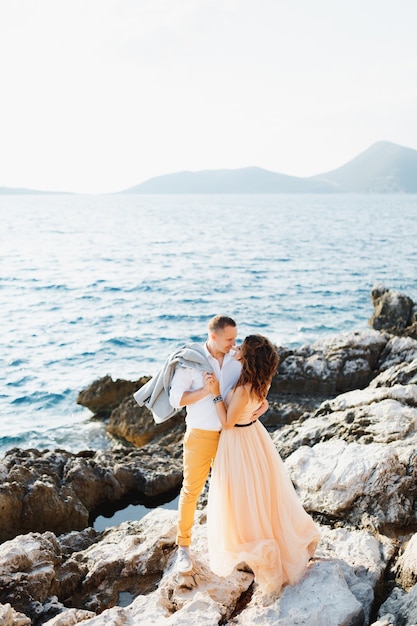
[169,314,241,574]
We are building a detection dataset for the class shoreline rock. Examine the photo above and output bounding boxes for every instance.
[0,447,182,542]
[370,284,417,338]
[2,285,417,625]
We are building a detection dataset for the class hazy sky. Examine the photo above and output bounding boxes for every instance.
[1,0,416,193]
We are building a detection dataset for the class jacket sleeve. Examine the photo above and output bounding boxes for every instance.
[133,376,156,406]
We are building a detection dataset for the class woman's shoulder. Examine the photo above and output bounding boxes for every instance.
[235,384,250,397]
[241,384,264,404]
[235,383,261,403]
[228,384,250,406]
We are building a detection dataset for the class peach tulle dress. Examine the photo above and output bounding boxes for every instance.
[207,392,320,594]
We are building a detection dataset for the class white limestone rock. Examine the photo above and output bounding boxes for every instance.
[45,513,395,626]
[37,608,96,625]
[393,532,417,591]
[234,561,364,626]
[377,336,417,372]
[284,439,416,529]
[0,603,31,626]
[274,382,417,456]
[377,584,417,626]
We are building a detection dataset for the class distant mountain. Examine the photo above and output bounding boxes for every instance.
[0,186,69,195]
[123,141,417,194]
[1,141,416,194]
[312,141,417,193]
[122,166,332,194]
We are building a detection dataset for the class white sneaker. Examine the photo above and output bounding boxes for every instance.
[175,546,193,574]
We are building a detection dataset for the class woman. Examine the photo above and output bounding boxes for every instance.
[207,334,320,595]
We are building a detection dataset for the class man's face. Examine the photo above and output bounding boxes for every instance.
[212,325,238,354]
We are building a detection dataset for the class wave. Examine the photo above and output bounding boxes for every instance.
[103,337,139,348]
[11,392,67,408]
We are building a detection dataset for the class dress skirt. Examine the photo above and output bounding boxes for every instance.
[207,420,320,594]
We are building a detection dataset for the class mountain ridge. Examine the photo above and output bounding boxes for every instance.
[0,186,71,195]
[1,141,416,194]
[123,140,417,194]
[123,165,331,194]
[311,141,417,192]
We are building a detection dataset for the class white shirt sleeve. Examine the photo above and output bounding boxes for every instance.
[169,365,195,409]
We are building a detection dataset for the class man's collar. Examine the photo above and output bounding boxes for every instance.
[204,343,234,363]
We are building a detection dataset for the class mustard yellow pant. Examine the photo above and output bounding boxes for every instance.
[176,428,220,546]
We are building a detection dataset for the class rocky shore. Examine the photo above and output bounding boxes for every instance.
[1,285,417,625]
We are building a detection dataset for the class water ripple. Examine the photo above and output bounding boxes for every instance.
[1,193,416,456]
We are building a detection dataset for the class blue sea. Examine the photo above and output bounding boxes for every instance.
[1,193,417,459]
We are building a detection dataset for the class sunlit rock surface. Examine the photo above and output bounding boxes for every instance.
[2,288,417,624]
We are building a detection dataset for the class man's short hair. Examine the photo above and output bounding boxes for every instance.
[208,315,237,332]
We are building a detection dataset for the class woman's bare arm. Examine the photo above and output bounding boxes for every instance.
[210,381,251,430]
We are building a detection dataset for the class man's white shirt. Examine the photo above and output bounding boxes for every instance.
[169,345,241,430]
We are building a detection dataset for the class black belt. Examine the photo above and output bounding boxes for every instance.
[234,420,257,428]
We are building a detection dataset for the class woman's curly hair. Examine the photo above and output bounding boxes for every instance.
[236,334,279,399]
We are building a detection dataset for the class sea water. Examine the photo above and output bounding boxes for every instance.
[1,193,416,459]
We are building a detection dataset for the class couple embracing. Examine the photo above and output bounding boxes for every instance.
[137,315,319,595]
